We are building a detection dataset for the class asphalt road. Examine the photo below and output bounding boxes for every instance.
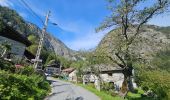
[45,77,100,100]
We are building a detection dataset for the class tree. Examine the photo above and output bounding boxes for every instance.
[136,70,170,99]
[97,0,170,96]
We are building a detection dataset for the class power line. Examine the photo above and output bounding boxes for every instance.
[18,0,64,31]
[18,0,65,35]
[19,0,44,24]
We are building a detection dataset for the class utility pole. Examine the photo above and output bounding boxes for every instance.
[32,11,50,69]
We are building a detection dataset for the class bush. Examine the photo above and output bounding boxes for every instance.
[0,59,15,72]
[0,70,50,100]
[136,70,170,100]
[16,66,34,75]
[101,82,115,95]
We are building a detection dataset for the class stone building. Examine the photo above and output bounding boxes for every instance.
[83,64,137,91]
[62,68,77,81]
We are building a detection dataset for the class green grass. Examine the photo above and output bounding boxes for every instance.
[127,92,141,99]
[78,84,127,100]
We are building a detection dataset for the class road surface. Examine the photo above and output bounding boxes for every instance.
[45,77,100,100]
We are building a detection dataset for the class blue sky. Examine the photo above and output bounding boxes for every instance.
[0,0,170,51]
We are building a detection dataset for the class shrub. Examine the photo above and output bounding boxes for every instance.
[0,70,50,100]
[136,70,170,100]
[16,66,34,75]
[101,82,115,95]
[0,59,15,72]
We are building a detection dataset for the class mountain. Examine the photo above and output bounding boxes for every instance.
[27,22,76,59]
[0,6,75,59]
[96,25,170,61]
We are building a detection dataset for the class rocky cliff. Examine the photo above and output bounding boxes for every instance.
[96,25,170,61]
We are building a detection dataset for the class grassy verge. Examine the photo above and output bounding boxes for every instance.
[78,84,127,100]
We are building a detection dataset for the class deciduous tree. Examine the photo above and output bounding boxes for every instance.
[97,0,170,96]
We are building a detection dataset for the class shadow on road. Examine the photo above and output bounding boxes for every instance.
[75,96,84,100]
[46,91,66,99]
[47,79,58,84]
[65,96,84,100]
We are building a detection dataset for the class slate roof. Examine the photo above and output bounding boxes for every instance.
[83,64,123,73]
[62,68,75,73]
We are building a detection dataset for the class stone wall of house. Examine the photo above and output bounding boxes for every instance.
[112,73,124,89]
[0,36,26,62]
[100,73,115,82]
[68,70,77,82]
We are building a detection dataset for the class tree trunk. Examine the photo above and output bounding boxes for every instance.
[120,67,134,97]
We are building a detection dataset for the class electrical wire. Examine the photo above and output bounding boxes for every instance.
[17,0,65,34]
[19,0,44,24]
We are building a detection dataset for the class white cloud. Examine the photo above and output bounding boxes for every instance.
[0,0,13,7]
[66,31,106,51]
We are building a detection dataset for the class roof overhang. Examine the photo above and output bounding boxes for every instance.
[0,24,32,47]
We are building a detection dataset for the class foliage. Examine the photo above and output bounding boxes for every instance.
[136,70,170,100]
[133,49,170,100]
[126,88,154,100]
[0,17,4,31]
[0,67,50,100]
[127,92,141,100]
[45,52,59,65]
[0,59,50,100]
[27,44,38,55]
[39,47,51,65]
[101,82,115,95]
[16,66,35,76]
[27,34,38,44]
[0,59,15,72]
[0,69,50,100]
[59,56,71,68]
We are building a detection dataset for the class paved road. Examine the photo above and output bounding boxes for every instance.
[45,77,100,100]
